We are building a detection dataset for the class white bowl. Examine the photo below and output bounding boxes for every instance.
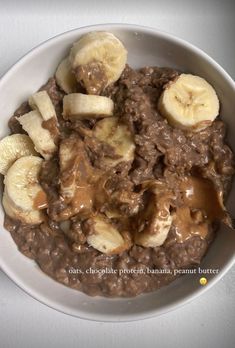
[0,24,235,322]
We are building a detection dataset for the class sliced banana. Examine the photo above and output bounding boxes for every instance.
[135,182,173,248]
[17,110,57,159]
[0,134,38,175]
[63,93,114,120]
[85,215,127,255]
[55,57,77,94]
[158,73,220,131]
[59,135,95,221]
[2,192,44,225]
[69,31,127,87]
[59,138,77,201]
[94,117,135,166]
[4,156,47,212]
[29,91,56,121]
[59,136,89,202]
[135,214,173,248]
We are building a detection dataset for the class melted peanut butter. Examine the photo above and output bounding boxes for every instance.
[75,61,108,95]
[42,118,59,144]
[58,135,108,220]
[179,176,224,220]
[173,206,209,243]
[59,184,94,220]
[71,185,94,212]
[33,190,48,210]
[173,176,226,243]
[141,181,175,225]
[135,183,174,244]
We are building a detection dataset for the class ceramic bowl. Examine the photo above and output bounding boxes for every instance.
[0,24,235,322]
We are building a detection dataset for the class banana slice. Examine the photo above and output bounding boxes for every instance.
[55,57,77,94]
[29,91,56,121]
[63,93,114,120]
[17,110,57,159]
[59,138,77,201]
[158,73,220,131]
[4,156,47,212]
[135,214,173,248]
[59,136,91,202]
[28,91,59,146]
[2,191,44,225]
[94,117,135,166]
[0,134,38,175]
[84,215,127,255]
[69,31,127,87]
[135,182,173,248]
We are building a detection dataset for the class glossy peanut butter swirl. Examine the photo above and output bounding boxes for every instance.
[173,176,225,243]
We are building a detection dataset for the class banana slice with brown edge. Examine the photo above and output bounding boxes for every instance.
[83,215,129,255]
[4,156,47,212]
[63,93,114,120]
[69,31,127,89]
[2,155,47,225]
[17,110,57,159]
[28,90,59,144]
[55,57,77,94]
[158,73,220,131]
[2,191,44,225]
[0,134,38,175]
[29,91,57,121]
[59,135,92,203]
[93,117,135,166]
[134,181,173,248]
[59,137,78,202]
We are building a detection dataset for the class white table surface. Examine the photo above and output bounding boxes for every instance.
[0,1,235,347]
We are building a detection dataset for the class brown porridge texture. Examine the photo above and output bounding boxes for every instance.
[4,65,235,297]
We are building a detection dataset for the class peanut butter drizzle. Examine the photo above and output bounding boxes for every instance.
[33,190,48,210]
[58,136,108,220]
[71,186,93,211]
[173,206,209,243]
[59,184,94,220]
[42,118,59,144]
[75,61,108,95]
[179,176,224,220]
[174,176,225,243]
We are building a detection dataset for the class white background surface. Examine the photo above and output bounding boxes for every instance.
[0,0,235,347]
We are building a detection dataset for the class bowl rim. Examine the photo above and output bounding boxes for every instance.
[0,23,235,322]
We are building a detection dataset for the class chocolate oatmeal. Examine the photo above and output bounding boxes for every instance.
[1,31,234,297]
